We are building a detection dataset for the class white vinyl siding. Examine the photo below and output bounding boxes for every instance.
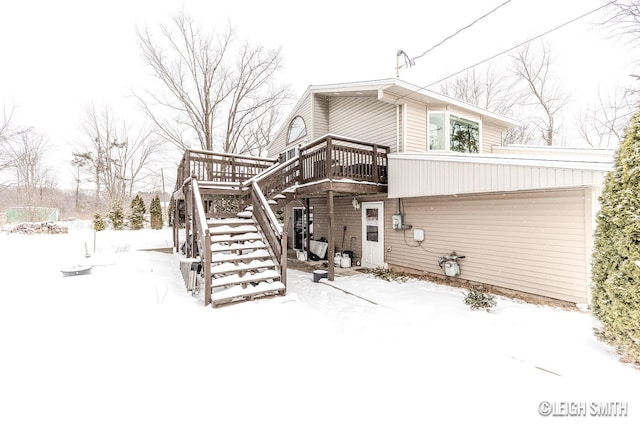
[482,123,503,153]
[328,97,396,148]
[388,154,609,198]
[383,189,591,303]
[313,95,329,138]
[268,93,313,157]
[404,100,427,153]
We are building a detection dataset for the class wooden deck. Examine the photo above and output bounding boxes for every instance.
[172,134,389,306]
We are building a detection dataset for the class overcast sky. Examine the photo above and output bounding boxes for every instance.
[0,0,635,187]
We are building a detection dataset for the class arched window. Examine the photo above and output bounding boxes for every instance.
[287,116,307,143]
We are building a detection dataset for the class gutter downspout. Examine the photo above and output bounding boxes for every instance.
[396,104,400,153]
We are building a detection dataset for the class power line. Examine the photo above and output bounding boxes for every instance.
[409,0,513,65]
[395,1,616,103]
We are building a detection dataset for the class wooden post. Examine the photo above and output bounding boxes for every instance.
[326,136,333,179]
[305,198,311,260]
[191,190,197,258]
[203,231,211,306]
[281,230,288,291]
[372,145,379,183]
[327,189,335,281]
[173,199,179,252]
[231,156,237,182]
[185,186,192,257]
[298,144,304,184]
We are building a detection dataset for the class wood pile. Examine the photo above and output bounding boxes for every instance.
[8,222,69,234]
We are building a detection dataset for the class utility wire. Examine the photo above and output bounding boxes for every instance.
[395,0,616,102]
[409,0,513,65]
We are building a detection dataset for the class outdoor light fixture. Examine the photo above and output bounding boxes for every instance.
[352,197,360,210]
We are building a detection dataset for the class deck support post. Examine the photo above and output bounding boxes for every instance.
[327,189,335,281]
[305,198,311,260]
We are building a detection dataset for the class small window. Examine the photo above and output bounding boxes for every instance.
[428,111,480,153]
[287,116,307,143]
[450,114,479,153]
[428,112,446,151]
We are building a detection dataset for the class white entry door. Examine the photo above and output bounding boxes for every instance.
[361,202,384,268]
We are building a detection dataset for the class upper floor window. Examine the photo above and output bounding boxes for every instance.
[287,116,307,143]
[428,112,480,153]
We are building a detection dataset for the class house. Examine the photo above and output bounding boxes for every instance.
[266,78,614,305]
[171,78,614,307]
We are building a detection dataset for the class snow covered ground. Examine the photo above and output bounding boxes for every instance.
[0,225,638,426]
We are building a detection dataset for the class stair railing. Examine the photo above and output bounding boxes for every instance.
[241,156,301,290]
[247,181,289,289]
[187,177,212,305]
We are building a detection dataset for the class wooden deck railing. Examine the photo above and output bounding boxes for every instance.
[298,135,389,185]
[175,149,277,190]
[173,136,389,196]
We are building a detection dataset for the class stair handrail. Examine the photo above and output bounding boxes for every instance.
[251,181,283,235]
[241,155,298,188]
[186,148,278,162]
[190,178,212,305]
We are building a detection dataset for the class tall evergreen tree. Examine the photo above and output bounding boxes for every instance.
[592,109,640,366]
[108,201,126,231]
[149,194,163,230]
[128,195,146,230]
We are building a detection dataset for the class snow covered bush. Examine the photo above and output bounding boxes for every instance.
[463,286,496,312]
[370,267,408,282]
[92,213,106,231]
[591,109,640,366]
[108,201,126,230]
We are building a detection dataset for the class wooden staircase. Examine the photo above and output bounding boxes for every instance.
[206,215,285,307]
[172,135,389,308]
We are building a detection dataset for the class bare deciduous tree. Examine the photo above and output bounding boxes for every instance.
[602,0,640,48]
[438,64,536,145]
[439,65,517,116]
[136,10,291,154]
[0,102,28,171]
[4,128,55,208]
[78,104,162,207]
[511,42,569,146]
[575,83,634,148]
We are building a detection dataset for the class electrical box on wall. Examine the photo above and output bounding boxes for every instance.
[392,214,404,230]
[413,228,424,242]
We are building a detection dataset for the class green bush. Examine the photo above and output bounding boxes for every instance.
[369,267,408,283]
[463,286,497,312]
[591,109,640,366]
[128,195,146,230]
[149,194,163,230]
[108,201,126,230]
[93,212,106,231]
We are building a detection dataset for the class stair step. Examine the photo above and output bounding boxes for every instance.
[210,232,262,244]
[210,240,267,253]
[237,211,253,218]
[208,224,258,235]
[207,218,254,227]
[211,281,286,306]
[211,269,280,288]
[210,259,276,275]
[211,249,271,263]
